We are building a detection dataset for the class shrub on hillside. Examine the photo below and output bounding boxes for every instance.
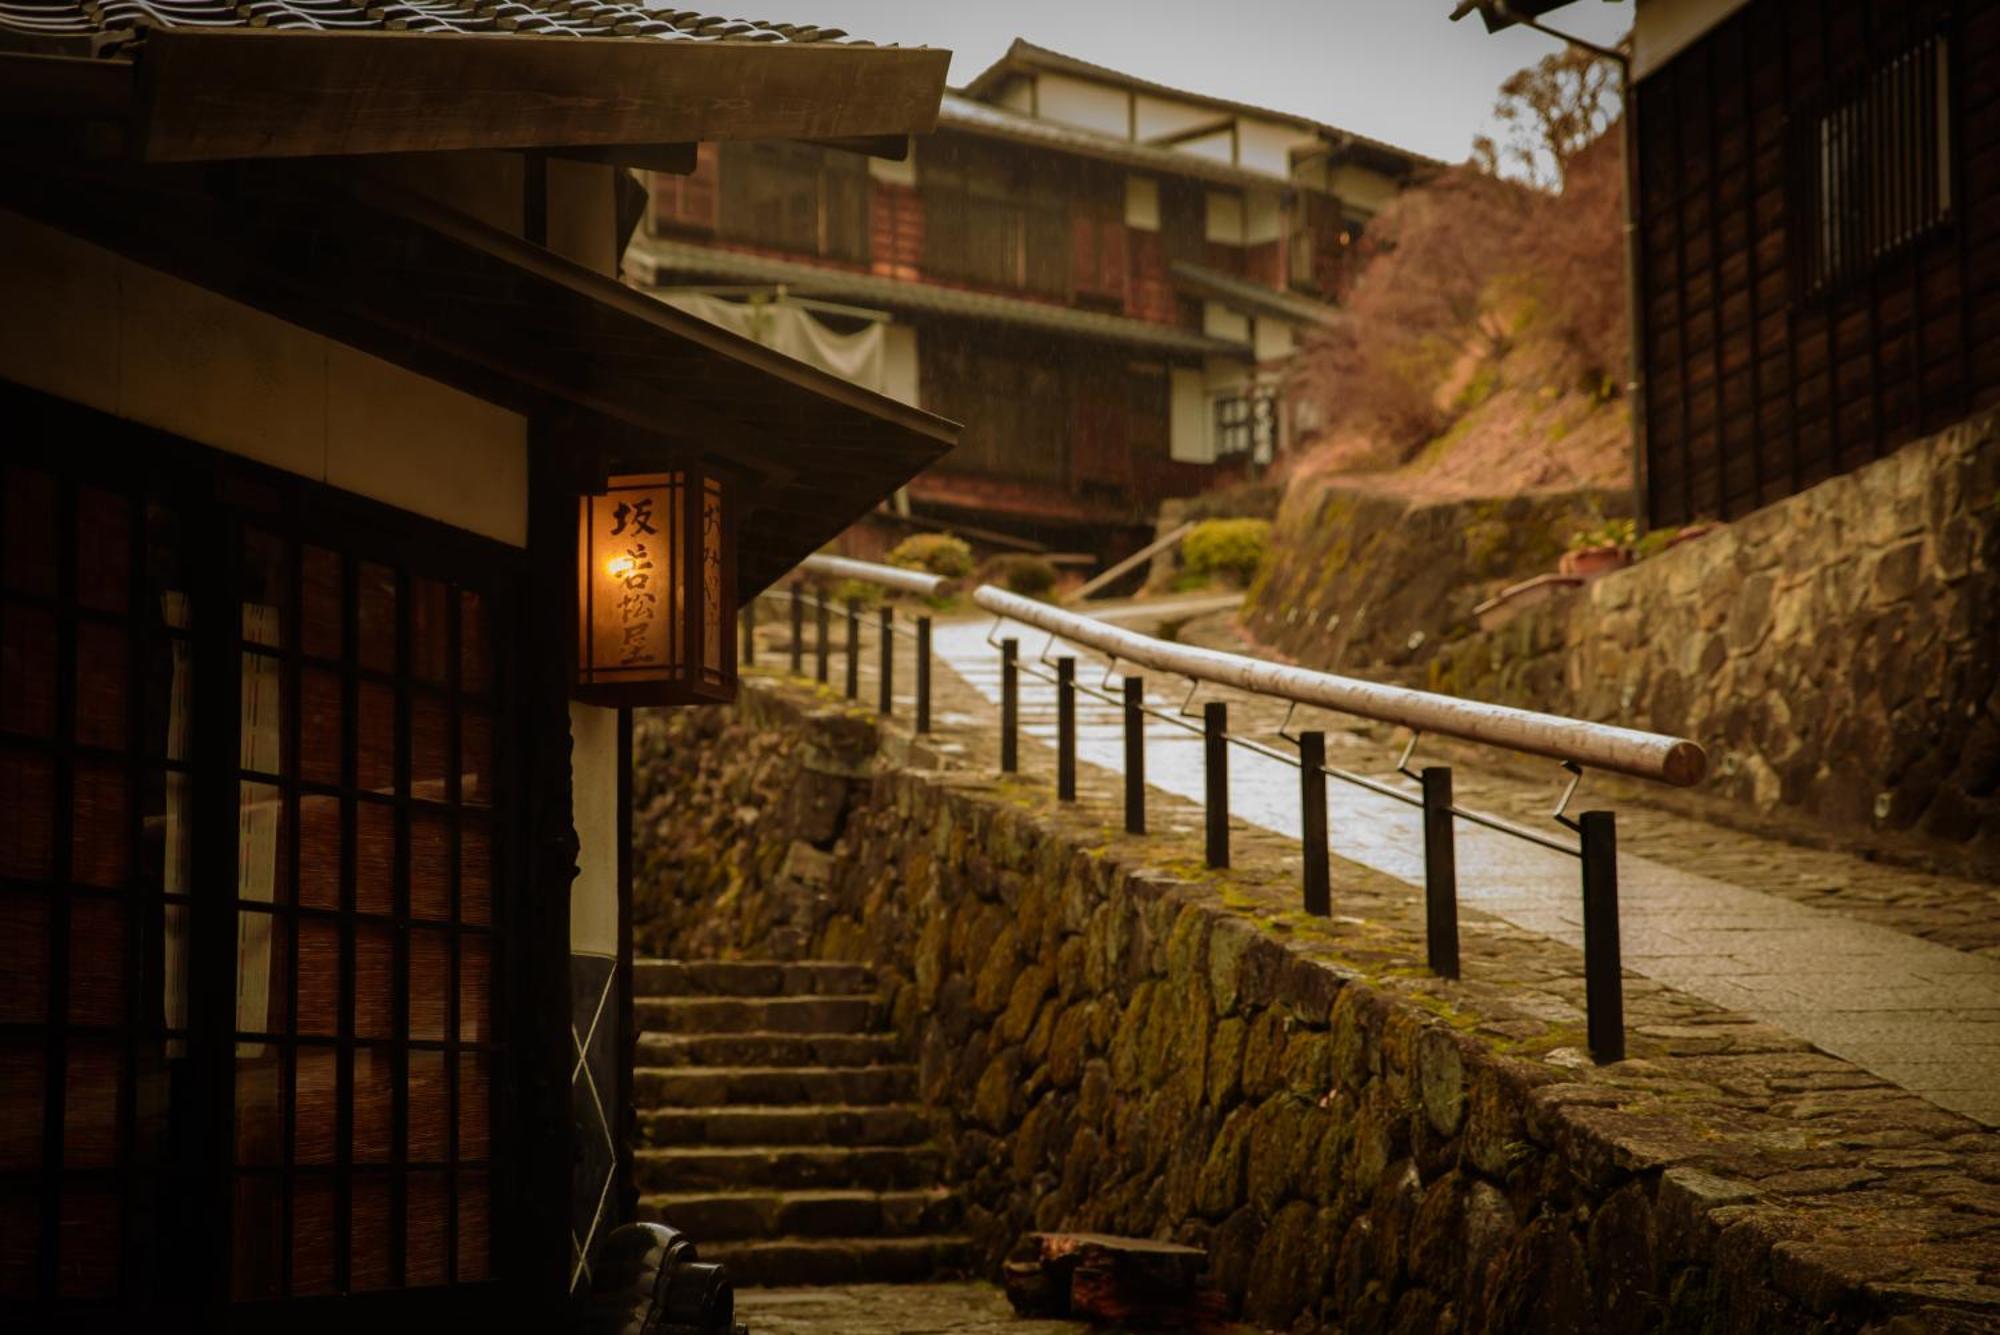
[1182,518,1272,585]
[887,532,974,579]
[980,554,1059,599]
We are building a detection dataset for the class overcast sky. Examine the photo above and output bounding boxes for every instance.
[805,1,1633,164]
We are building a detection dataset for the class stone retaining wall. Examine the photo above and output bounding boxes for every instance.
[1425,419,2000,872]
[635,686,1997,1333]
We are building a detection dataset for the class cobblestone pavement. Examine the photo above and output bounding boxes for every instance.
[733,1282,1084,1334]
[928,618,2000,1127]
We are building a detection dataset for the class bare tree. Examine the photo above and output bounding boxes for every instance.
[1476,45,1622,190]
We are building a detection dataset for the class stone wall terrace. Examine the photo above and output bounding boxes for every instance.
[634,682,2000,1333]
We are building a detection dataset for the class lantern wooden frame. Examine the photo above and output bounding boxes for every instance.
[574,467,737,707]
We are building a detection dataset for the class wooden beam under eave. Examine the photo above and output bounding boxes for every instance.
[131,29,951,163]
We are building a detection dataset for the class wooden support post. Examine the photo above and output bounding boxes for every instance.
[740,599,755,666]
[1123,676,1145,835]
[1422,766,1459,980]
[916,616,932,733]
[788,581,803,675]
[1000,638,1018,774]
[1581,811,1626,1063]
[813,595,829,684]
[1204,701,1229,870]
[1299,730,1330,917]
[1056,656,1076,802]
[844,598,860,699]
[879,607,894,714]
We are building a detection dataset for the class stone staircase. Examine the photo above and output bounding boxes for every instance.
[632,960,972,1286]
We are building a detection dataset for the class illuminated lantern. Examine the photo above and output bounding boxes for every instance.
[575,470,736,706]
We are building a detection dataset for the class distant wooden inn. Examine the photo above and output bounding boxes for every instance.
[626,40,1436,552]
[0,10,953,1329]
[1492,0,2000,527]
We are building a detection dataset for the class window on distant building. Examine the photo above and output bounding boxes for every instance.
[717,141,870,264]
[1792,32,1952,299]
[1212,393,1254,457]
[921,140,1068,297]
[650,144,718,233]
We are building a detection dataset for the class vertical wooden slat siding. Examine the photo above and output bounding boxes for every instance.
[1638,0,1980,527]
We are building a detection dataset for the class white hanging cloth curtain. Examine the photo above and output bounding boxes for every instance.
[660,291,887,396]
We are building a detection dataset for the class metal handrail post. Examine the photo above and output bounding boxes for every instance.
[1299,731,1330,917]
[844,598,860,699]
[788,581,803,675]
[879,607,894,714]
[1123,676,1145,835]
[1204,701,1229,869]
[1056,656,1076,801]
[1000,638,1019,774]
[1581,811,1626,1062]
[916,616,932,733]
[1422,766,1460,979]
[814,596,829,684]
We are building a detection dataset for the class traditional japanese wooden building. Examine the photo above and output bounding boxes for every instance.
[627,39,1436,554]
[1475,0,1999,529]
[0,11,954,1330]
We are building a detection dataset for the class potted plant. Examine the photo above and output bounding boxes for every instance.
[1558,516,1636,577]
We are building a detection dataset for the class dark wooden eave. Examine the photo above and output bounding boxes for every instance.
[0,158,957,596]
[16,28,948,163]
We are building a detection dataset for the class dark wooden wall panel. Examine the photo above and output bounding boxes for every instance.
[1637,0,1985,527]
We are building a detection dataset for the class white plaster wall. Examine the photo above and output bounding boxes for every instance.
[0,209,529,547]
[1237,119,1316,178]
[1169,367,1212,462]
[1245,189,1284,246]
[1203,302,1251,343]
[1253,318,1295,364]
[1126,175,1162,231]
[1175,131,1236,166]
[1034,73,1130,137]
[994,74,1036,115]
[868,151,917,187]
[1635,0,1751,80]
[1205,191,1246,244]
[1329,164,1400,218]
[569,701,620,958]
[882,323,920,406]
[546,158,620,278]
[1134,93,1221,143]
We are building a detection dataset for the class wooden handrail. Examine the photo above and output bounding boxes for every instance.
[798,553,955,599]
[974,585,1707,787]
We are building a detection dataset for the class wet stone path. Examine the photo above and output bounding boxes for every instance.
[928,617,2000,1127]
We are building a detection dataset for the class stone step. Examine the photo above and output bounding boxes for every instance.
[633,1065,917,1108]
[636,1031,901,1069]
[636,995,880,1036]
[639,1104,931,1148]
[634,1145,943,1193]
[634,960,876,998]
[700,1236,976,1287]
[637,1188,962,1241]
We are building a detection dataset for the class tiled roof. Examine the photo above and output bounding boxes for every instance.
[937,93,1295,191]
[1169,261,1343,331]
[0,0,872,55]
[961,39,1443,174]
[628,235,1253,360]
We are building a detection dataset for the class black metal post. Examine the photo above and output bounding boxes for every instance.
[1204,701,1229,869]
[1000,638,1018,774]
[916,616,932,734]
[1056,656,1076,801]
[741,599,755,666]
[879,607,894,714]
[1299,730,1330,917]
[1580,811,1626,1063]
[844,598,860,699]
[788,582,803,675]
[1421,766,1460,980]
[813,595,829,684]
[1123,676,1145,835]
